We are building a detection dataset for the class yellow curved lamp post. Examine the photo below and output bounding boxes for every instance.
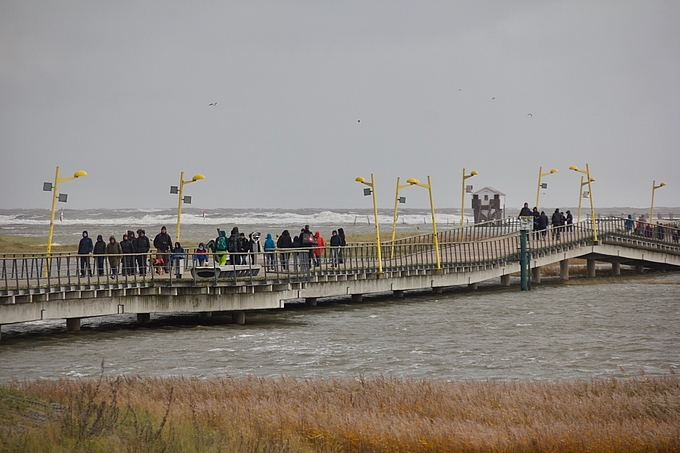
[356,174,382,274]
[576,176,595,227]
[459,168,478,241]
[569,164,597,242]
[536,167,558,209]
[650,180,666,223]
[44,167,88,255]
[404,177,440,269]
[172,172,205,244]
[390,177,415,258]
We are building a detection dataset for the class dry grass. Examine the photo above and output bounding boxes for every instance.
[0,234,73,255]
[2,373,679,452]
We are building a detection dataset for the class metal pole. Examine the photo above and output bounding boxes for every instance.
[370,174,383,274]
[391,177,401,259]
[520,229,528,291]
[176,171,184,245]
[650,180,656,224]
[536,166,543,209]
[586,163,597,242]
[459,167,466,241]
[46,166,61,256]
[577,176,584,226]
[427,176,441,269]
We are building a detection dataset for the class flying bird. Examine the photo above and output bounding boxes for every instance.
[357,119,361,123]
[492,97,496,100]
[457,89,462,91]
[209,102,218,106]
[527,113,532,117]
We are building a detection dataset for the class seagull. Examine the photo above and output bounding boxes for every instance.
[527,113,532,117]
[457,89,462,91]
[492,97,496,100]
[209,102,218,106]
[357,119,360,123]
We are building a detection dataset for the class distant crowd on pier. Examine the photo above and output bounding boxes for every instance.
[518,202,680,242]
[75,224,347,279]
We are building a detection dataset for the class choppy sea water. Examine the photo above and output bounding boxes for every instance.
[0,273,678,383]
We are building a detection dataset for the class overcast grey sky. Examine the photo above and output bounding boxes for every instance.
[1,1,678,211]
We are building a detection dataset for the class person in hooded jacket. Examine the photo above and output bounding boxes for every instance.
[337,228,346,264]
[78,230,93,277]
[263,233,276,269]
[277,230,293,270]
[313,231,325,267]
[93,234,106,276]
[120,233,135,276]
[106,235,122,279]
[171,242,186,277]
[134,229,150,275]
[215,230,228,266]
[194,242,209,266]
[539,211,549,238]
[329,230,342,266]
[551,208,563,240]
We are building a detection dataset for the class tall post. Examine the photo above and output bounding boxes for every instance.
[520,228,528,291]
[460,167,467,233]
[427,176,441,270]
[586,163,597,243]
[536,166,543,210]
[370,174,383,274]
[176,171,185,245]
[46,166,61,256]
[577,176,584,226]
[650,180,657,224]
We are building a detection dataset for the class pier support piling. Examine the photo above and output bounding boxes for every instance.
[231,311,246,325]
[531,267,541,284]
[393,290,405,298]
[66,318,81,332]
[468,283,478,291]
[305,297,318,306]
[559,259,569,281]
[635,265,644,274]
[612,262,621,276]
[351,294,363,302]
[432,287,443,294]
[501,275,510,287]
[587,259,596,278]
[137,313,151,324]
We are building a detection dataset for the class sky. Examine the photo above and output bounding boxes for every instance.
[1,0,679,211]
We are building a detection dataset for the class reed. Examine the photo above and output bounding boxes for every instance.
[2,372,678,452]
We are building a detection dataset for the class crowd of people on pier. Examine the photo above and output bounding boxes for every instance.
[75,224,348,279]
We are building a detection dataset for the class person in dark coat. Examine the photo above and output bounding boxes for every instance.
[171,242,186,278]
[532,207,541,239]
[337,228,346,264]
[93,234,106,276]
[277,230,293,270]
[566,210,574,231]
[227,227,239,265]
[330,230,342,266]
[518,203,532,218]
[120,233,135,276]
[106,235,122,279]
[77,230,93,277]
[134,229,150,275]
[153,226,172,273]
[539,211,549,238]
[551,208,563,240]
[238,232,249,265]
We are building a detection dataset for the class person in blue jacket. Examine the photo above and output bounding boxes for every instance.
[171,242,186,278]
[263,233,276,270]
[78,230,93,277]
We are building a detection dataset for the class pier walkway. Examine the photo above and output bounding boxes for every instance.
[1,216,679,337]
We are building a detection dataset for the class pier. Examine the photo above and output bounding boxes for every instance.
[1,216,679,338]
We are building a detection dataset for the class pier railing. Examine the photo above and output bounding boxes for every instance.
[2,217,679,296]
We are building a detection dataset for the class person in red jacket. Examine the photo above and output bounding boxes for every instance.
[313,231,325,267]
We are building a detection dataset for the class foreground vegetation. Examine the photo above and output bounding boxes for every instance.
[1,373,678,452]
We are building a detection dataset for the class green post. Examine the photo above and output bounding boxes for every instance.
[519,216,531,291]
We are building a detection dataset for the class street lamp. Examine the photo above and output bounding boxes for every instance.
[43,166,88,254]
[650,180,667,223]
[575,176,595,227]
[171,172,205,244]
[403,177,441,269]
[569,164,597,242]
[390,177,414,258]
[356,174,382,274]
[536,167,558,209]
[460,168,478,241]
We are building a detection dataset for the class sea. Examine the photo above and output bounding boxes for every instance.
[0,206,678,383]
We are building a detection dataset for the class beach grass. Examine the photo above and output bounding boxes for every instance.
[0,234,74,255]
[1,372,678,452]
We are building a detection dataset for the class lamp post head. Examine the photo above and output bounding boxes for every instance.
[73,170,88,178]
[549,168,558,174]
[470,170,478,177]
[355,176,366,183]
[659,182,667,187]
[406,178,419,185]
[191,174,205,182]
[569,166,579,172]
